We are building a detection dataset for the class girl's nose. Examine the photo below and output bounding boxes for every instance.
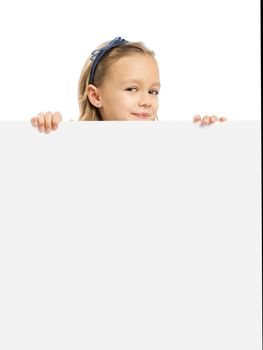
[139,98,152,107]
[138,93,152,107]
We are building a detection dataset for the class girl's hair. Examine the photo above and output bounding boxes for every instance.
[78,40,158,121]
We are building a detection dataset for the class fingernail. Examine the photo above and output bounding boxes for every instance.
[193,115,201,122]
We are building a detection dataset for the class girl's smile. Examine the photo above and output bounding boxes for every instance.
[132,112,150,119]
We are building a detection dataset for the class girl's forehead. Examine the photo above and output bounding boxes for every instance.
[109,55,160,83]
[115,54,158,67]
[120,78,161,87]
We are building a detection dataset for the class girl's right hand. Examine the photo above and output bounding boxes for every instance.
[31,111,62,133]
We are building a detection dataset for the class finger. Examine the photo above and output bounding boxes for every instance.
[193,115,201,122]
[51,111,62,130]
[43,111,53,133]
[193,114,201,123]
[219,117,227,122]
[210,115,218,123]
[37,113,45,132]
[201,115,210,125]
[31,117,39,127]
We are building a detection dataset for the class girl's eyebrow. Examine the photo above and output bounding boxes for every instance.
[122,79,161,87]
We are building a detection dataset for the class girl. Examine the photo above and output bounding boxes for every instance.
[30,37,227,133]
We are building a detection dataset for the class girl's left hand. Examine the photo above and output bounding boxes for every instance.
[193,115,227,126]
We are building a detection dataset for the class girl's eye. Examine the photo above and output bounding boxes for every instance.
[126,87,159,95]
[126,87,137,92]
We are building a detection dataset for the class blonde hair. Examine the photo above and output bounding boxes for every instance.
[78,40,159,121]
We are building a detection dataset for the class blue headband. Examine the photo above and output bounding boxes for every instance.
[88,37,129,85]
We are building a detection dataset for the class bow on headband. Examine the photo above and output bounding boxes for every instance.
[89,37,129,85]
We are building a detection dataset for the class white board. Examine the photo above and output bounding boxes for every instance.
[0,121,261,349]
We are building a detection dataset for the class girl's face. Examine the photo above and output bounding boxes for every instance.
[88,54,161,121]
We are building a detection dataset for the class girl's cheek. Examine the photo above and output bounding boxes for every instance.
[122,95,135,106]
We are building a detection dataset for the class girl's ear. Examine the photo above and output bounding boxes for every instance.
[86,84,102,108]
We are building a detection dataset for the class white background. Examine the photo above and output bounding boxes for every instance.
[0,121,261,349]
[0,0,260,121]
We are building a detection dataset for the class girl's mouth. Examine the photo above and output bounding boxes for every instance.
[132,113,150,119]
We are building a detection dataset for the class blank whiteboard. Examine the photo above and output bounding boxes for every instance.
[0,121,261,350]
